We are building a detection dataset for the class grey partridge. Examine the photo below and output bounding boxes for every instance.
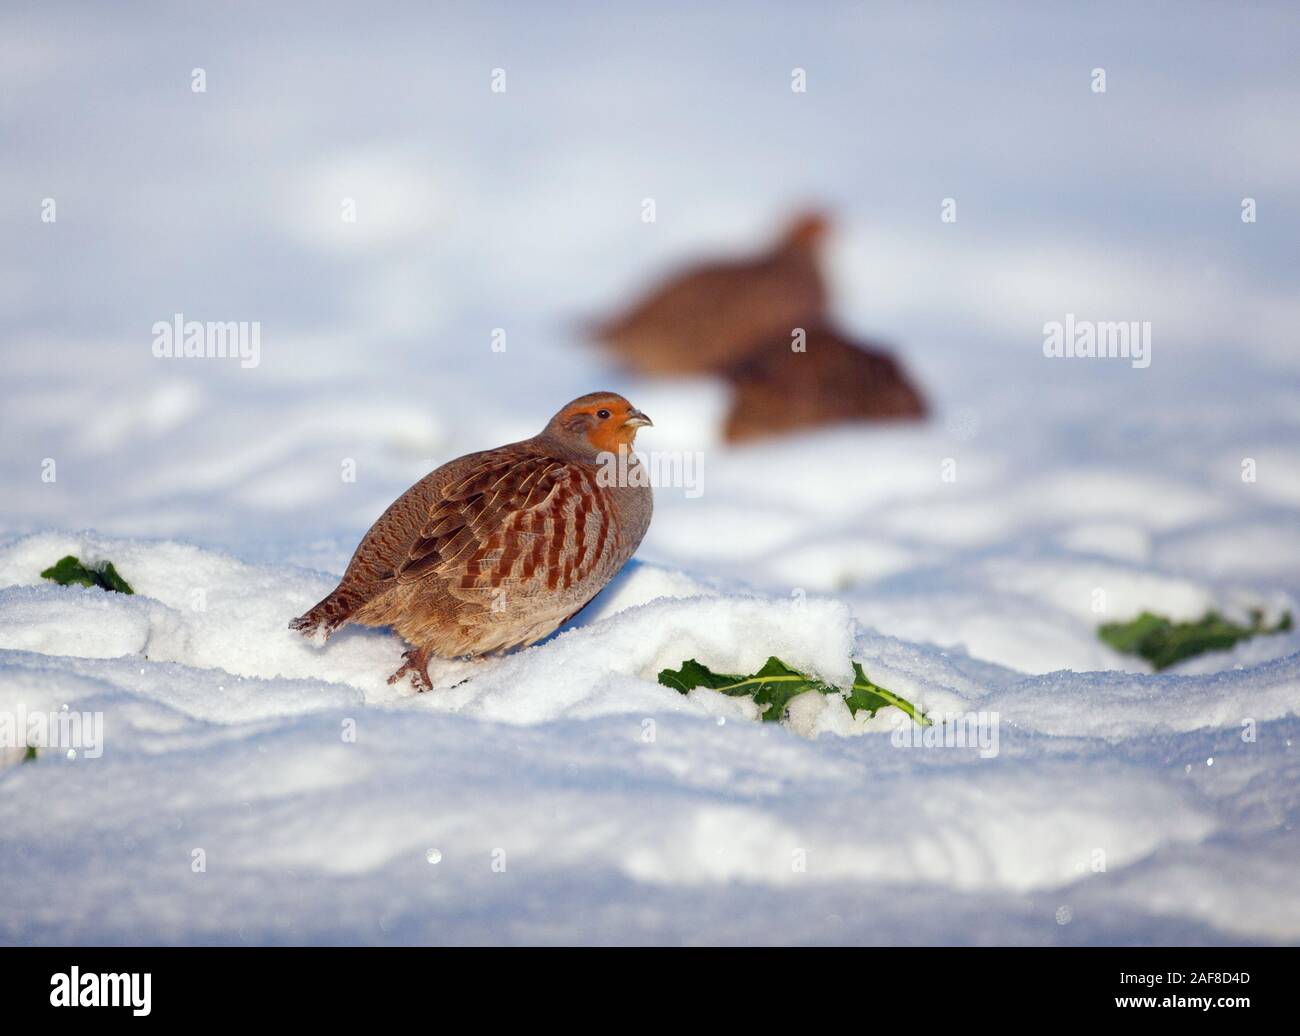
[593,212,829,375]
[722,325,926,444]
[290,393,654,690]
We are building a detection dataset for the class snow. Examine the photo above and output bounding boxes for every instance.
[2,3,1299,945]
[2,529,1297,944]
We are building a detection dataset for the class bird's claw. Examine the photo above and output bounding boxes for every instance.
[387,648,432,692]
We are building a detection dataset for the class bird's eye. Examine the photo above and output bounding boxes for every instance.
[596,409,611,420]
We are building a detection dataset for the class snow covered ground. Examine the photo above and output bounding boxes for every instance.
[2,3,1299,944]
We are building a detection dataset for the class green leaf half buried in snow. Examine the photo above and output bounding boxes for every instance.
[659,655,930,726]
[1098,609,1291,671]
[40,555,135,595]
[847,661,929,726]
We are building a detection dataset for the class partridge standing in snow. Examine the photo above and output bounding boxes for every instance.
[290,393,654,690]
[593,212,829,375]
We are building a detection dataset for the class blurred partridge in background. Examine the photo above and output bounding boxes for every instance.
[594,212,829,375]
[592,210,927,441]
[722,325,926,444]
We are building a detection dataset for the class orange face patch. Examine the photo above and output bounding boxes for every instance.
[559,396,651,452]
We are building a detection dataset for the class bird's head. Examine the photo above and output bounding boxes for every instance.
[782,210,831,250]
[547,392,653,454]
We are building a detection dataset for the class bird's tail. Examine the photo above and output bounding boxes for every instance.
[288,589,358,644]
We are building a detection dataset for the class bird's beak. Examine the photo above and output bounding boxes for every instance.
[623,409,653,429]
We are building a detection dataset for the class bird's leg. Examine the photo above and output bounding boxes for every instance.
[387,646,433,693]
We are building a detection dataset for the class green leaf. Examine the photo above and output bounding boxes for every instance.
[23,745,38,764]
[96,561,134,594]
[40,555,134,595]
[40,555,98,588]
[1099,609,1292,670]
[849,662,931,726]
[658,655,928,726]
[657,658,744,694]
[658,655,827,722]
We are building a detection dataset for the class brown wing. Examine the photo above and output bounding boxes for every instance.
[396,452,624,605]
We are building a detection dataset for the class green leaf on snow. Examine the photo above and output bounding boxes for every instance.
[847,661,929,726]
[40,555,135,595]
[1098,609,1291,671]
[659,655,929,726]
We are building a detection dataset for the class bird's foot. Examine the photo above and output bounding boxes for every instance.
[288,613,333,644]
[387,647,433,693]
